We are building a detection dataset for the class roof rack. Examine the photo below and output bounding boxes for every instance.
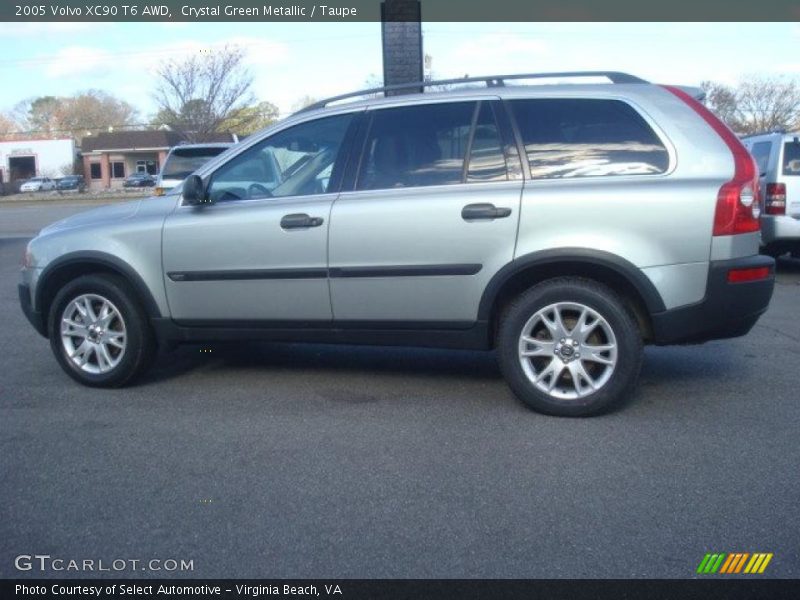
[298,71,648,113]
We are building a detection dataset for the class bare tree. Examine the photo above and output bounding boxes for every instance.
[0,112,19,139]
[735,77,800,134]
[701,81,739,128]
[58,90,137,140]
[154,45,255,142]
[702,76,800,135]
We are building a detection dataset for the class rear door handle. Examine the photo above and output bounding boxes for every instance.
[461,203,512,221]
[280,213,324,229]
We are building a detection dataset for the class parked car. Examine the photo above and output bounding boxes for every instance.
[122,173,156,188]
[20,177,56,192]
[155,143,233,195]
[56,175,86,193]
[18,72,775,416]
[741,131,800,258]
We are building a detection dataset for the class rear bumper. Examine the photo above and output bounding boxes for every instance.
[19,283,47,337]
[651,255,775,344]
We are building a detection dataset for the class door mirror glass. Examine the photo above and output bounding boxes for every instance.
[182,174,208,205]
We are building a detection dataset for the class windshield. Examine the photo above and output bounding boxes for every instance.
[784,142,800,176]
[162,147,229,179]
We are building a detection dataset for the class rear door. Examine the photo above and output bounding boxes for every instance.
[328,99,523,324]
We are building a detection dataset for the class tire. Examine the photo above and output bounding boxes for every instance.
[48,274,155,387]
[496,277,643,417]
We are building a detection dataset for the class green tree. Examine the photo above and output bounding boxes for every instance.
[220,101,280,136]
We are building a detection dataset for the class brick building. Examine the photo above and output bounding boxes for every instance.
[81,130,236,190]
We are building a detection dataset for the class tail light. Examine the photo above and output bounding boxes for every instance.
[154,187,165,196]
[765,183,786,215]
[662,86,761,236]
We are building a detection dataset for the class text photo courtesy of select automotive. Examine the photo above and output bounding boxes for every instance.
[1,4,799,595]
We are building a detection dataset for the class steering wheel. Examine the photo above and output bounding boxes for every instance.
[247,183,272,199]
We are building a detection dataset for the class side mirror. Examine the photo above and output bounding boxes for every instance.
[182,175,210,205]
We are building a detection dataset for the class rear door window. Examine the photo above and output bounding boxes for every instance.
[751,141,772,175]
[509,98,670,179]
[783,142,800,176]
[357,102,476,190]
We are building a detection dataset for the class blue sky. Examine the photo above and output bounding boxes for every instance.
[0,22,798,123]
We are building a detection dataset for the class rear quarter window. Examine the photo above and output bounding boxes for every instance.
[784,142,800,176]
[509,98,670,179]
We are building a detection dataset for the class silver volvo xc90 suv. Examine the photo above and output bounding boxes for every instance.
[19,72,775,416]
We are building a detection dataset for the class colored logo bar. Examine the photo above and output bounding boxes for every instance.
[697,553,773,574]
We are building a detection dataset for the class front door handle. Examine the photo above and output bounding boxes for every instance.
[461,203,512,221]
[280,213,324,229]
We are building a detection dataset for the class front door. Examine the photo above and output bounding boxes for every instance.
[162,112,357,323]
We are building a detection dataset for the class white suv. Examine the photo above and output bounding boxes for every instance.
[742,131,800,257]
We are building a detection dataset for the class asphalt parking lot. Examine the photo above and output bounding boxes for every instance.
[1,200,798,579]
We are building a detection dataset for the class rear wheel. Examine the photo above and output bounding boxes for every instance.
[48,274,155,387]
[497,278,643,416]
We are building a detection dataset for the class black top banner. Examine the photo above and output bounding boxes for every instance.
[3,0,800,22]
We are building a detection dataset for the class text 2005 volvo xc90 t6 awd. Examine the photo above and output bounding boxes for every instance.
[19,72,775,416]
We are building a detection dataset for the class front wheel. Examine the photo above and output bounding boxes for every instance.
[497,278,643,417]
[48,274,155,387]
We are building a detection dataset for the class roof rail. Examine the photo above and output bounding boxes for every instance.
[297,71,648,113]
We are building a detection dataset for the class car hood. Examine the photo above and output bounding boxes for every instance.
[39,195,175,235]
